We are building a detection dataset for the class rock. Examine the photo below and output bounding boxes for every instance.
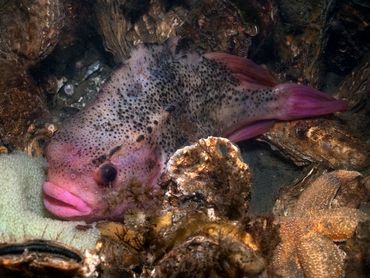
[149,235,265,278]
[0,0,64,66]
[161,136,251,221]
[95,0,253,62]
[0,64,46,149]
[0,0,65,149]
[337,54,370,152]
[260,118,368,170]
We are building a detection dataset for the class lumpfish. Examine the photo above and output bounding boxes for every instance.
[43,40,347,221]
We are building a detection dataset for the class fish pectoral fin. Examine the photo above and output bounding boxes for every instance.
[226,120,275,143]
[204,52,277,88]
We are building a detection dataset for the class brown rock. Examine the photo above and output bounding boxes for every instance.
[260,118,368,170]
[0,0,65,66]
[0,0,65,149]
[0,63,46,149]
[337,54,370,152]
[95,0,253,62]
[149,235,265,278]
[161,136,251,221]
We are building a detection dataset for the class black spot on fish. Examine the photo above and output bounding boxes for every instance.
[136,135,145,142]
[127,82,143,97]
[92,154,108,166]
[109,145,122,156]
[165,104,176,112]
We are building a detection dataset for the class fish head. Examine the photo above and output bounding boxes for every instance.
[43,41,175,221]
[43,113,164,222]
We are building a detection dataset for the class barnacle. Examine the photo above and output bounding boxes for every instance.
[25,123,58,157]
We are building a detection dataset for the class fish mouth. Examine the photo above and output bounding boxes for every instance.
[43,181,93,219]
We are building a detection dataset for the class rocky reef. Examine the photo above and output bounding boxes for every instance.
[0,0,369,277]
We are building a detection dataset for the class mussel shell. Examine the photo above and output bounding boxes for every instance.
[0,240,84,278]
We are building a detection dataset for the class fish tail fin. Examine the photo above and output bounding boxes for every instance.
[206,52,347,140]
[274,83,348,120]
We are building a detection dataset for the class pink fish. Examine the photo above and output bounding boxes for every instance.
[43,41,347,221]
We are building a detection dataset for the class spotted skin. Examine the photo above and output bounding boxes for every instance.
[43,42,347,221]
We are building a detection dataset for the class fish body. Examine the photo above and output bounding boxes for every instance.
[43,41,347,221]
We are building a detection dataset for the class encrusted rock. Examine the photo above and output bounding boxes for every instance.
[265,1,370,89]
[324,2,370,76]
[0,0,64,66]
[161,136,251,221]
[260,118,368,170]
[0,63,47,149]
[149,235,264,278]
[95,0,253,62]
[343,219,370,277]
[0,0,65,149]
[137,211,265,278]
[271,0,335,86]
[337,54,370,151]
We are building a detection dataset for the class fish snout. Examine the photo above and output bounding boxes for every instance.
[42,181,93,220]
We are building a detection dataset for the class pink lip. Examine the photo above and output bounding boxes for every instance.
[43,181,92,219]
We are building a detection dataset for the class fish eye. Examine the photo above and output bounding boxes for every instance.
[97,163,117,186]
